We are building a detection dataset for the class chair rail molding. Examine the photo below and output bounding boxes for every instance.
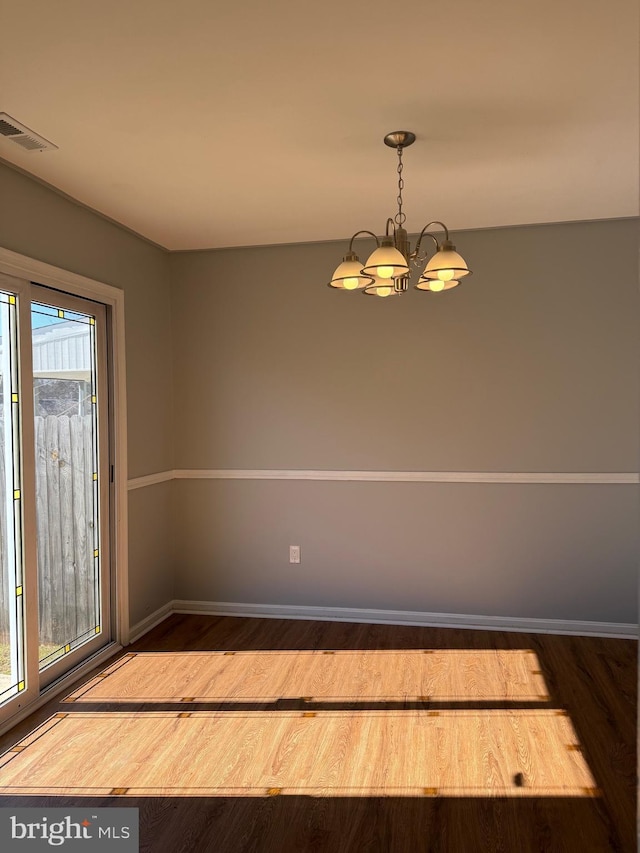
[128,468,640,489]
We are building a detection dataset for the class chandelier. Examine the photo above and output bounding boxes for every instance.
[328,131,472,297]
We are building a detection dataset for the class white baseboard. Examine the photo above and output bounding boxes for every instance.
[170,599,637,640]
[128,599,637,643]
[129,601,174,643]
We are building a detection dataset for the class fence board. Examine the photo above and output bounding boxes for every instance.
[71,415,89,638]
[45,416,63,647]
[59,417,76,642]
[35,417,50,643]
[84,415,97,632]
[1,414,96,647]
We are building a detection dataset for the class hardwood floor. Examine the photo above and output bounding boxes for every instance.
[0,614,636,852]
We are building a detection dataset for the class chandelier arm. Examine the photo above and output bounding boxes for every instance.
[423,221,450,240]
[347,230,380,254]
[412,228,440,259]
[385,218,396,237]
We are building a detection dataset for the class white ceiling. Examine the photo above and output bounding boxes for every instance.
[1,0,638,250]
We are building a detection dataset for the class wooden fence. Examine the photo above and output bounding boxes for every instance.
[0,414,97,646]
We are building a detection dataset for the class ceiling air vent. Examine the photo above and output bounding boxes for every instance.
[0,113,58,152]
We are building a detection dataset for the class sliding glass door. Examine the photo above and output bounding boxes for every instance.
[0,275,112,722]
[31,286,110,688]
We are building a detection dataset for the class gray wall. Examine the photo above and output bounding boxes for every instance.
[2,158,637,628]
[169,219,639,624]
[172,480,637,623]
[0,162,174,626]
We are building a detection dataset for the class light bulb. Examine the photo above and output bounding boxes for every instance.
[429,280,445,292]
[437,269,455,281]
[343,277,359,290]
[377,286,392,297]
[377,265,394,279]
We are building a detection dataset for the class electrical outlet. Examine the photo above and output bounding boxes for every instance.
[289,545,301,564]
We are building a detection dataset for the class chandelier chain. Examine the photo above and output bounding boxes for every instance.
[395,146,406,227]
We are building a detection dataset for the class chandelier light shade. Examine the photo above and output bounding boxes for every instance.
[363,276,403,297]
[328,252,373,290]
[327,131,472,299]
[415,277,459,292]
[418,242,471,282]
[361,236,410,280]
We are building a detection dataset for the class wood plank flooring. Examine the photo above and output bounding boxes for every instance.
[0,710,596,797]
[63,648,551,704]
[0,615,636,852]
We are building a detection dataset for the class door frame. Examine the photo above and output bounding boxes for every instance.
[0,246,128,730]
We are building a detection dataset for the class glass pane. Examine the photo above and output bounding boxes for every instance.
[32,302,101,670]
[0,291,26,704]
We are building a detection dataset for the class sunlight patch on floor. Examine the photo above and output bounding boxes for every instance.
[0,709,597,797]
[64,649,550,704]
